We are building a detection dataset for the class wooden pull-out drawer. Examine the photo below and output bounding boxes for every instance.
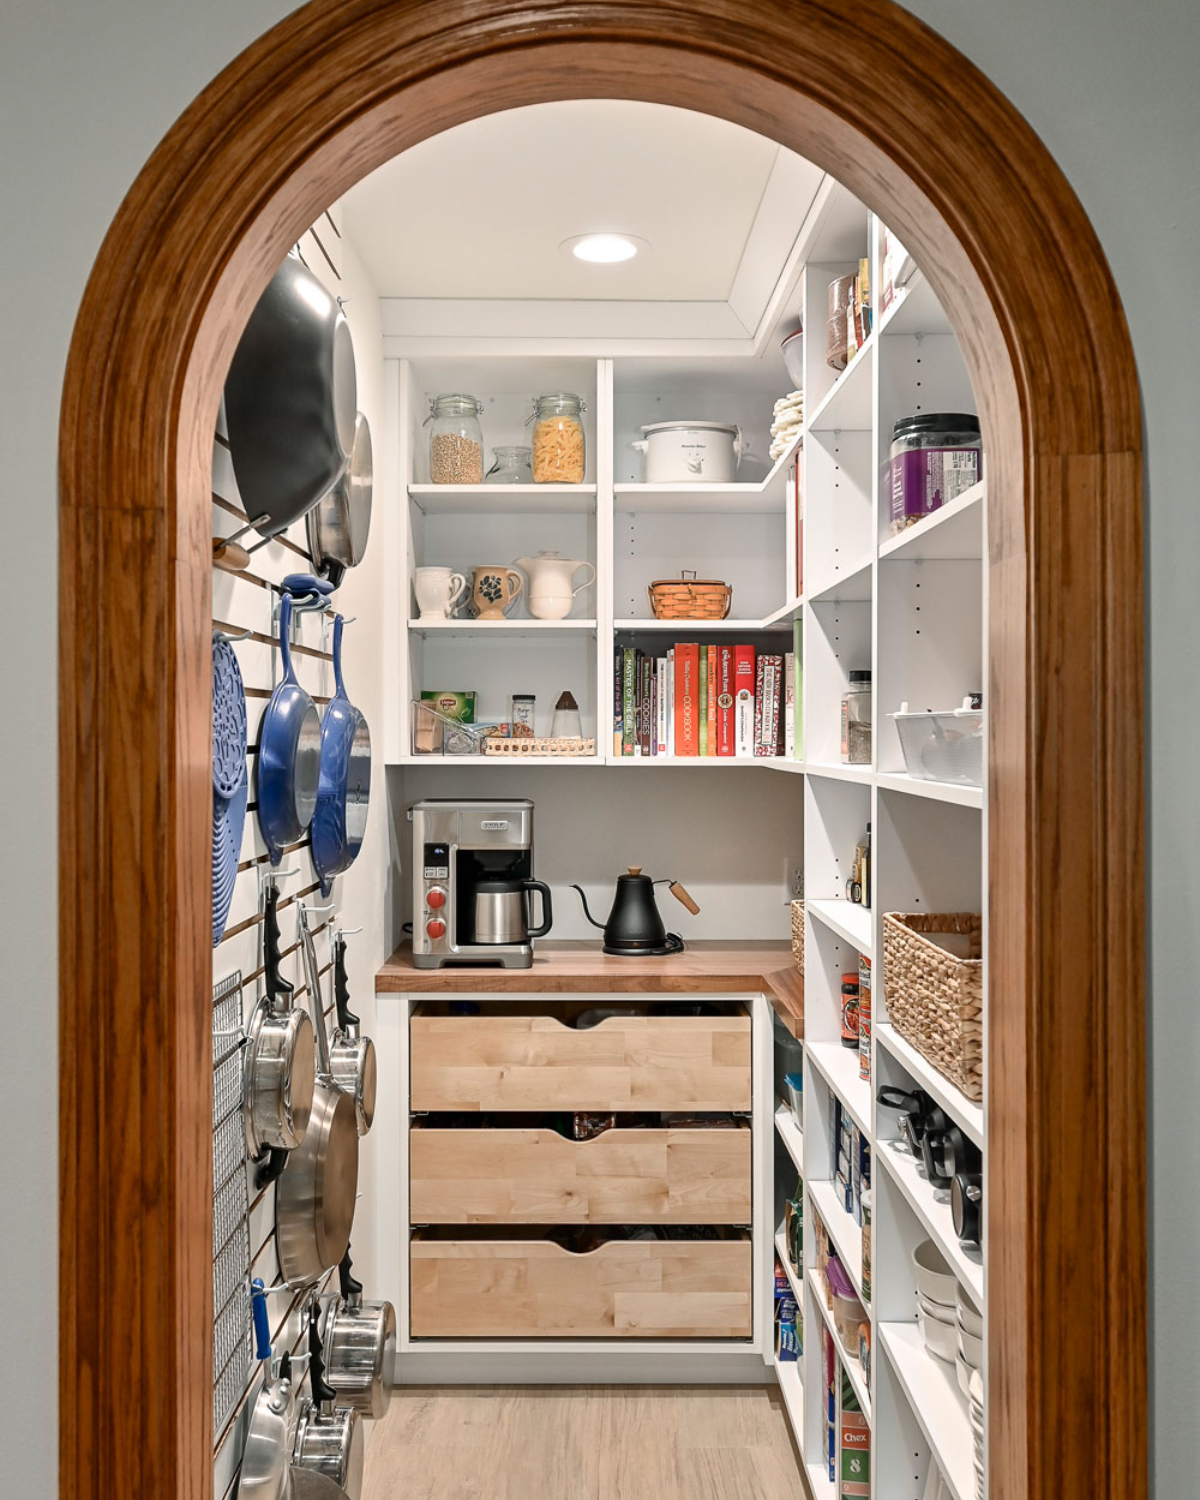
[410,1126,751,1224]
[410,1232,752,1339]
[409,1003,751,1112]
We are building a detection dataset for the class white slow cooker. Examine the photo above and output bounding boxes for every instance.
[631,420,745,483]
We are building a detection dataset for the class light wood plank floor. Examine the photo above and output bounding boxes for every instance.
[361,1385,806,1500]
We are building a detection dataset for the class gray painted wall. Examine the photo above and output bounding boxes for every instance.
[1,0,1192,1489]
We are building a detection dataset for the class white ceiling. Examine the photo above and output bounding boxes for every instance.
[342,101,789,302]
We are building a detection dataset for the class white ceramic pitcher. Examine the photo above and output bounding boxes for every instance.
[514,551,596,620]
[413,565,467,620]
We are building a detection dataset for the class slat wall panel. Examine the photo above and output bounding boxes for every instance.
[210,222,352,1491]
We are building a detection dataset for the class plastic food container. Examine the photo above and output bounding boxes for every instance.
[889,412,981,531]
[411,700,487,756]
[891,697,983,785]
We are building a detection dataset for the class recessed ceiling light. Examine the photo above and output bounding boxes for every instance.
[562,233,647,263]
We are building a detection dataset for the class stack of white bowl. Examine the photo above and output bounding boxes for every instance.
[912,1239,958,1362]
[955,1283,984,1395]
[968,1369,985,1497]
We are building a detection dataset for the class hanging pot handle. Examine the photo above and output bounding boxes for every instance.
[338,1246,363,1305]
[307,1301,337,1408]
[263,882,292,1006]
[251,1279,272,1362]
[334,931,359,1031]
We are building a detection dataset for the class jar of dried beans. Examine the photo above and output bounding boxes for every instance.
[530,392,586,484]
[428,393,484,484]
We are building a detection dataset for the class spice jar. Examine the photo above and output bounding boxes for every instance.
[484,445,533,484]
[889,412,982,531]
[841,669,872,765]
[428,393,484,484]
[826,274,855,372]
[530,392,586,483]
[840,973,860,1049]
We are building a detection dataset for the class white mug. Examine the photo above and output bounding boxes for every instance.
[413,565,467,620]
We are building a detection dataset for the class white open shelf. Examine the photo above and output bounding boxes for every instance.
[806,553,874,604]
[603,755,763,769]
[774,1356,805,1459]
[876,772,983,810]
[877,268,956,340]
[807,1042,872,1138]
[804,763,874,787]
[613,429,802,514]
[877,1140,984,1306]
[879,1321,975,1500]
[397,754,604,768]
[613,617,791,633]
[879,479,984,562]
[806,1460,836,1500]
[874,1024,984,1147]
[408,618,596,635]
[807,1267,871,1419]
[408,482,597,515]
[806,897,873,957]
[775,1103,805,1175]
[809,1179,865,1304]
[807,335,875,432]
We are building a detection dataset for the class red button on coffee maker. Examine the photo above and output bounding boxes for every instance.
[426,887,447,910]
[425,917,446,940]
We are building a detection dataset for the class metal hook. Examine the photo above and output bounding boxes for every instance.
[301,901,338,916]
[213,626,253,645]
[336,926,364,938]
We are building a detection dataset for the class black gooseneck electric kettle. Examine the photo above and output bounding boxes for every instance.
[571,867,700,956]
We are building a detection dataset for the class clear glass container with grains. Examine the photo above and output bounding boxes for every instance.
[428,393,484,484]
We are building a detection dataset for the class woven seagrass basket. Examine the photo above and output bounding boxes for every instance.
[882,911,983,1101]
[789,901,804,975]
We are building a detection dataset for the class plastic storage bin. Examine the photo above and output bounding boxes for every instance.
[890,697,983,785]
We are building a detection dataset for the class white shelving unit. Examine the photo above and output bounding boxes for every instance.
[381,181,987,1492]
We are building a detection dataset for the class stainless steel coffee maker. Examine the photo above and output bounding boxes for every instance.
[409,798,552,969]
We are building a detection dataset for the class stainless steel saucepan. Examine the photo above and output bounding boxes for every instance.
[308,411,372,588]
[245,880,316,1158]
[271,903,359,1289]
[328,930,376,1136]
[293,1302,364,1500]
[240,1280,298,1500]
[321,1244,396,1419]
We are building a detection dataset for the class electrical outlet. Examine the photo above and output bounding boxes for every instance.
[785,855,804,901]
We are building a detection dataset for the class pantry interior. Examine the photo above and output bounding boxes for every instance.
[210,99,988,1500]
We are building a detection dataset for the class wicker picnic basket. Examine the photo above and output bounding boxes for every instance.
[648,571,732,620]
[789,900,804,975]
[882,911,983,1101]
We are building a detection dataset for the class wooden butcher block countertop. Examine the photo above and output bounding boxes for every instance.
[377,940,803,1038]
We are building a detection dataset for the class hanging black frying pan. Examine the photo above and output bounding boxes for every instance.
[224,252,357,541]
[257,594,322,864]
[308,412,373,589]
[312,616,371,895]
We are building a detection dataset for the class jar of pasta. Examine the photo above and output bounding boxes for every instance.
[530,392,586,483]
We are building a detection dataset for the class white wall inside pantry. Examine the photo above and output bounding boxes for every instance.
[389,764,803,942]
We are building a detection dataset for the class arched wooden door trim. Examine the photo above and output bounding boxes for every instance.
[58,4,1144,1498]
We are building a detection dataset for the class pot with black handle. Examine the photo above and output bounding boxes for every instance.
[244,881,316,1158]
[570,867,699,956]
[293,1302,364,1500]
[952,1172,983,1245]
[327,929,377,1137]
[320,1244,396,1420]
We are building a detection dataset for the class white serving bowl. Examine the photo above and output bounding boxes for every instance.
[912,1238,958,1305]
[956,1283,984,1337]
[958,1326,984,1368]
[918,1290,955,1324]
[918,1305,958,1363]
[956,1351,973,1395]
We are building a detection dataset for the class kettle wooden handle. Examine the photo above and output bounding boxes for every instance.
[668,881,700,915]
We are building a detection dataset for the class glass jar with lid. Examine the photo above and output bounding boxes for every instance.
[841,669,872,765]
[427,393,484,484]
[530,392,586,483]
[484,445,534,484]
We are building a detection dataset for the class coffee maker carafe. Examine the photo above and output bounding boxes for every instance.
[410,798,551,969]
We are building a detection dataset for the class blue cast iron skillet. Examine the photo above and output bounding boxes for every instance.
[257,593,322,864]
[312,615,371,895]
